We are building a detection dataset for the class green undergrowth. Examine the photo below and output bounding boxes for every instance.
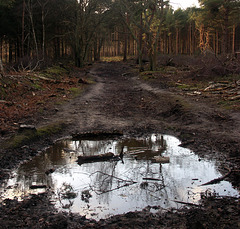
[40,65,69,80]
[140,71,162,80]
[176,83,199,91]
[31,82,43,90]
[69,87,84,97]
[5,122,65,149]
[213,73,240,82]
[217,100,239,110]
[0,87,7,98]
[101,56,126,62]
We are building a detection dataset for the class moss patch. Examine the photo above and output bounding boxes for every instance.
[5,122,65,149]
[36,122,65,137]
[69,87,83,97]
[40,66,69,80]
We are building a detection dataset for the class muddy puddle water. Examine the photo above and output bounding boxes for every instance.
[1,134,239,220]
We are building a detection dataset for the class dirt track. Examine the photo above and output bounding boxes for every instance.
[0,61,239,228]
[37,61,240,179]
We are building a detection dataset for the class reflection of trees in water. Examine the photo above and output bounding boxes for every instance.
[121,134,166,153]
[89,161,119,204]
[14,141,72,194]
[85,135,169,206]
[70,140,117,156]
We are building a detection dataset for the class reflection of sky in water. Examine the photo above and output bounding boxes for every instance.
[0,134,239,220]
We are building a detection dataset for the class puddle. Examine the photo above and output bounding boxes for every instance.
[0,134,239,220]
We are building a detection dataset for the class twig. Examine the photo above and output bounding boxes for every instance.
[143,177,162,181]
[201,167,232,186]
[90,171,136,183]
[90,171,137,195]
[94,182,136,195]
[173,200,199,207]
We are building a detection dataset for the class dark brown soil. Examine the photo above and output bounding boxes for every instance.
[0,60,239,228]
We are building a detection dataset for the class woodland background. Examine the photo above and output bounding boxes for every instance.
[0,0,240,72]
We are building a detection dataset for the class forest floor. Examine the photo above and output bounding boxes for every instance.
[0,57,239,228]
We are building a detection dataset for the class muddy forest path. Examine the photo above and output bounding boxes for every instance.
[0,61,239,229]
[38,61,239,180]
[38,61,173,134]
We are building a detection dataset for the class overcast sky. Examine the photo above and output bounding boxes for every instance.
[170,0,200,10]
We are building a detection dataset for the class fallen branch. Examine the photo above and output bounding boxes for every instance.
[173,200,199,207]
[201,167,232,186]
[94,182,136,195]
[90,171,136,183]
[152,156,170,163]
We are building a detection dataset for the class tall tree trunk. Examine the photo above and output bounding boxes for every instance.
[123,26,127,61]
[94,39,98,61]
[0,56,4,75]
[5,43,8,64]
[216,31,219,55]
[0,39,2,61]
[38,0,49,60]
[117,30,121,56]
[138,12,144,71]
[9,42,13,63]
[221,4,229,55]
[61,39,64,57]
[176,28,179,54]
[213,32,216,54]
[232,24,235,54]
[55,37,60,59]
[189,23,192,55]
[199,24,204,53]
[94,36,102,61]
[168,34,171,54]
[21,0,26,57]
[97,38,103,60]
[41,7,45,60]
[27,0,39,60]
[74,2,83,67]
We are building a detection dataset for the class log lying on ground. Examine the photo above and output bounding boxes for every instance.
[77,152,115,164]
[30,185,47,189]
[152,156,170,163]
